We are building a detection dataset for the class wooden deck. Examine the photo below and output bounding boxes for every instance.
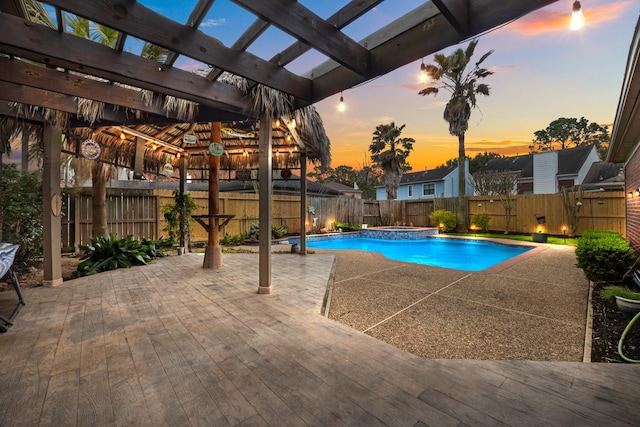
[1,253,639,426]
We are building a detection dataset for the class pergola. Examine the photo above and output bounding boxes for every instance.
[0,0,558,292]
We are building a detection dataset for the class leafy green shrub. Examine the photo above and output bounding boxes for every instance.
[162,191,197,242]
[0,164,43,267]
[333,221,360,232]
[221,231,250,245]
[471,213,490,233]
[429,210,456,232]
[75,234,156,277]
[599,285,640,301]
[140,236,174,258]
[576,231,635,283]
[581,230,620,239]
[249,223,288,239]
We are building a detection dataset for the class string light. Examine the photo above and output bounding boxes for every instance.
[290,118,296,128]
[120,130,126,140]
[419,59,428,83]
[152,143,157,150]
[275,118,281,127]
[570,1,585,31]
[338,92,345,112]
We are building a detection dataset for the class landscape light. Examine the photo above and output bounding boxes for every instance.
[570,1,585,31]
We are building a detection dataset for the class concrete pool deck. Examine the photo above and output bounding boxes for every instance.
[2,242,633,426]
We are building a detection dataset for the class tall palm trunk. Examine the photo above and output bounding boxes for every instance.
[457,134,467,232]
[91,162,109,237]
[385,168,401,200]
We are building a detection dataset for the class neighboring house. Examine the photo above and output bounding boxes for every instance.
[608,14,640,249]
[581,161,625,192]
[321,181,363,199]
[478,145,600,194]
[375,160,472,200]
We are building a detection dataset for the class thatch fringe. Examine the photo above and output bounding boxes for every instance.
[75,97,104,125]
[163,96,198,122]
[250,84,293,118]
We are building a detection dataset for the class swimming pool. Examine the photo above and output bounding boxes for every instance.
[301,236,533,271]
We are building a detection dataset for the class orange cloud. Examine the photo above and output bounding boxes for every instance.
[506,1,632,35]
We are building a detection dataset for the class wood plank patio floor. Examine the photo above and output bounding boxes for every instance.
[1,253,639,426]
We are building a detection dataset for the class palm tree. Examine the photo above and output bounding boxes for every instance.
[419,39,493,231]
[369,122,414,200]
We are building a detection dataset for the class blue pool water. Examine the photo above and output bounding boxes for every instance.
[305,237,532,271]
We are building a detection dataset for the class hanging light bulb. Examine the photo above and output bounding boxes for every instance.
[290,118,296,128]
[570,1,585,31]
[419,59,428,83]
[338,92,345,112]
[120,130,126,140]
[176,152,181,159]
[275,118,281,127]
[152,143,157,150]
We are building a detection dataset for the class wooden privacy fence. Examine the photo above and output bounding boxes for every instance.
[62,189,627,250]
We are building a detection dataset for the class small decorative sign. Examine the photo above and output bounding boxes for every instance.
[236,169,251,181]
[221,127,256,138]
[162,163,174,177]
[281,168,292,180]
[183,134,197,144]
[209,142,224,156]
[81,139,101,160]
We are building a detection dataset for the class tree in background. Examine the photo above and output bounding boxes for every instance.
[529,117,610,158]
[369,122,415,200]
[472,169,519,233]
[439,152,503,175]
[419,39,494,231]
[307,161,383,200]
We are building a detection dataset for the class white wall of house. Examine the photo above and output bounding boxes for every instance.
[533,151,558,194]
[577,146,601,185]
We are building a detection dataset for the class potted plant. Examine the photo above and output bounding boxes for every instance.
[600,285,640,317]
[531,215,548,243]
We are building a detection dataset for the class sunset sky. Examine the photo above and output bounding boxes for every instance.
[310,0,638,171]
[32,1,640,172]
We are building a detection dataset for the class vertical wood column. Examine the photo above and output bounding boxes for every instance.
[203,122,223,268]
[257,110,273,294]
[43,124,63,287]
[179,154,188,254]
[299,151,307,255]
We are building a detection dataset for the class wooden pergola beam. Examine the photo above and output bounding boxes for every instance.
[232,0,370,76]
[42,0,312,100]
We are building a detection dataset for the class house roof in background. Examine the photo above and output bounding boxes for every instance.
[322,181,362,194]
[400,165,456,184]
[480,145,597,177]
[582,161,625,186]
[479,155,533,177]
[557,145,595,175]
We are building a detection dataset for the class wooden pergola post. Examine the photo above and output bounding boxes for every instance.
[299,150,307,255]
[257,110,273,294]
[179,154,188,254]
[42,124,63,287]
[203,122,223,268]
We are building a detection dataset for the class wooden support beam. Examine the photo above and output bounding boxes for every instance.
[203,122,223,269]
[299,151,307,255]
[257,110,273,294]
[431,0,469,36]
[0,14,252,114]
[42,124,63,287]
[233,0,370,76]
[41,0,312,100]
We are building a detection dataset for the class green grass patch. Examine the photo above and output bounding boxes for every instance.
[449,232,579,246]
[599,285,640,301]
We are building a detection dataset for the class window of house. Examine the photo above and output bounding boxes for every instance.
[408,185,413,197]
[422,183,435,196]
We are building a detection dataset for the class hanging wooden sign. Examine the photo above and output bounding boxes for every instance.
[162,163,174,177]
[81,139,101,160]
[281,168,292,180]
[208,142,224,156]
[183,134,197,144]
[221,127,256,138]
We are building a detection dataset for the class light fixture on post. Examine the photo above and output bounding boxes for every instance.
[338,92,345,112]
[570,1,585,31]
[419,59,428,83]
